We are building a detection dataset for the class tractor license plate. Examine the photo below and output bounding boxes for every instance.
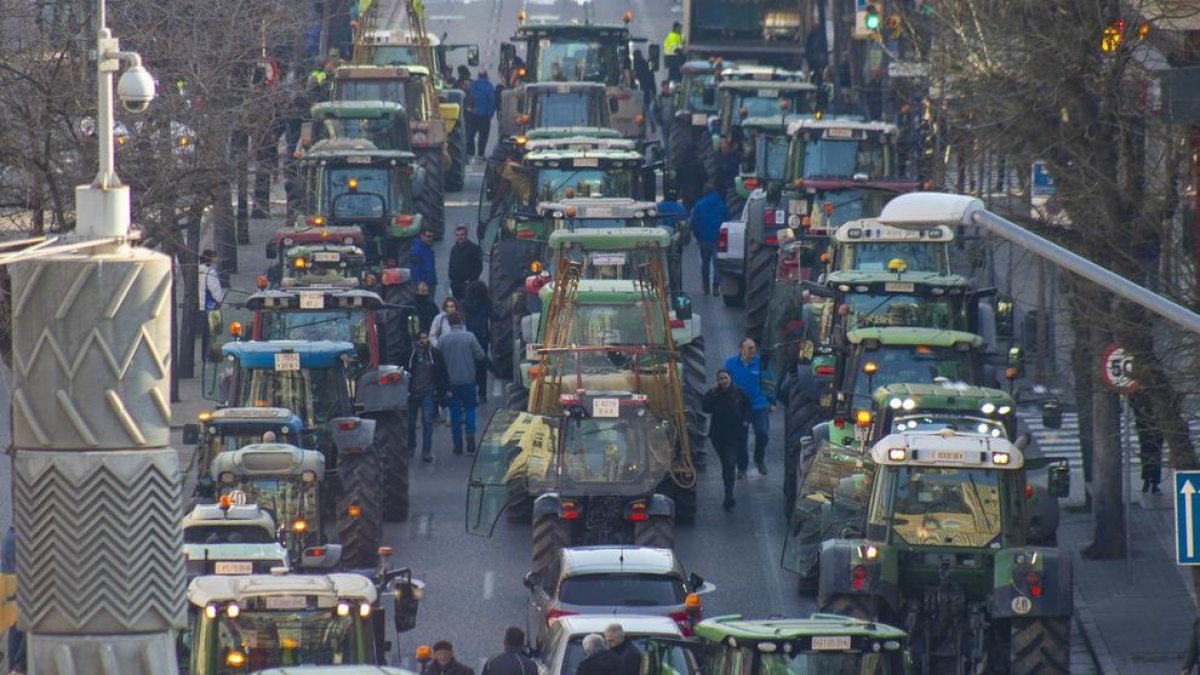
[885,282,915,292]
[826,127,855,139]
[214,561,253,575]
[586,207,613,218]
[758,89,779,98]
[593,398,620,418]
[346,155,373,164]
[591,253,626,266]
[266,596,308,610]
[299,292,325,309]
[692,113,707,126]
[275,353,301,372]
[574,157,599,168]
[930,450,971,464]
[313,252,340,263]
[811,636,852,651]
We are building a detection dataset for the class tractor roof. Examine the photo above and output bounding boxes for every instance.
[525,149,643,165]
[846,328,984,349]
[740,113,813,130]
[514,23,632,39]
[718,79,817,92]
[273,225,364,244]
[248,288,383,311]
[526,126,623,141]
[183,503,276,529]
[335,64,431,78]
[524,81,607,94]
[211,442,325,479]
[304,138,416,162]
[681,60,722,74]
[187,573,377,606]
[524,135,637,153]
[824,270,971,288]
[873,383,1015,412]
[871,430,1024,469]
[834,221,953,243]
[694,613,908,642]
[310,100,407,119]
[222,340,356,367]
[207,407,304,433]
[538,198,659,219]
[548,226,671,249]
[363,28,442,47]
[788,118,899,137]
[538,279,653,303]
[719,64,807,81]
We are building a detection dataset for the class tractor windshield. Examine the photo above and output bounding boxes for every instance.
[336,79,405,104]
[317,117,406,150]
[731,90,812,118]
[557,304,668,346]
[236,368,346,428]
[684,79,717,113]
[842,293,962,330]
[884,466,1003,548]
[891,413,1008,438]
[801,135,893,179]
[371,45,426,66]
[324,167,394,219]
[812,189,897,230]
[537,167,635,201]
[528,414,673,493]
[183,525,275,545]
[221,479,319,532]
[535,39,619,84]
[757,651,897,675]
[535,91,605,128]
[839,243,950,275]
[259,310,370,348]
[850,346,973,401]
[210,610,373,671]
[206,430,273,462]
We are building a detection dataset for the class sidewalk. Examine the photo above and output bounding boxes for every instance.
[1062,480,1196,674]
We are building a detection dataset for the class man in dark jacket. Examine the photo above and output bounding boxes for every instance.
[482,627,538,675]
[406,331,448,462]
[577,634,623,675]
[448,225,484,300]
[428,640,474,675]
[413,282,440,333]
[411,228,438,297]
[689,185,727,296]
[468,70,497,158]
[604,624,642,675]
[702,369,750,509]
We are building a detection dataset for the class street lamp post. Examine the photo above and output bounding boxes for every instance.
[10,0,184,671]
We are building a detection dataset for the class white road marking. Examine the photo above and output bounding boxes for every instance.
[416,513,432,538]
[483,570,496,599]
[428,14,466,20]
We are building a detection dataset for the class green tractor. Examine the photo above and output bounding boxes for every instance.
[815,431,1073,674]
[211,341,391,567]
[664,59,726,191]
[499,81,613,140]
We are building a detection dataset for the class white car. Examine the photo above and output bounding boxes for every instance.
[714,193,756,306]
[535,615,699,675]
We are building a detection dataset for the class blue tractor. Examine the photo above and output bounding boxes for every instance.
[183,407,305,499]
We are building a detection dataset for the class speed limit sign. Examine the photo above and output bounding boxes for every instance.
[1100,344,1139,394]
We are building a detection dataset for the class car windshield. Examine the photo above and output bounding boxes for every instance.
[215,611,370,671]
[891,413,1007,438]
[259,310,369,347]
[222,479,319,529]
[563,636,694,675]
[537,167,635,201]
[183,525,275,544]
[851,346,973,401]
[887,466,1002,548]
[842,293,961,330]
[840,243,949,274]
[558,574,686,606]
[537,91,603,127]
[235,368,344,428]
[803,137,891,179]
[758,651,896,675]
[536,39,619,84]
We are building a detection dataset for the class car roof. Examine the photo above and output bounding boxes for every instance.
[552,614,686,636]
[560,546,683,576]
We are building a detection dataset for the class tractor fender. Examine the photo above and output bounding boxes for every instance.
[646,493,675,518]
[992,546,1073,618]
[355,367,410,413]
[532,493,564,519]
[816,538,899,613]
[331,416,377,458]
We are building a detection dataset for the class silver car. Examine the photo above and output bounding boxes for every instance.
[525,546,716,649]
[535,615,700,675]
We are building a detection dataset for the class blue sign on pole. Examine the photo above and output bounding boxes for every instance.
[1175,471,1200,565]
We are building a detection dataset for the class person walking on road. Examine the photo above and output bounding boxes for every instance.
[3,525,25,675]
[198,249,226,360]
[724,337,775,478]
[577,634,622,675]
[429,297,460,347]
[448,225,484,300]
[406,331,448,463]
[482,627,538,675]
[702,369,750,509]
[411,228,438,298]
[604,624,642,675]
[468,70,497,158]
[428,640,475,675]
[413,281,440,333]
[438,313,491,454]
[690,185,727,296]
[462,280,493,400]
[662,21,685,82]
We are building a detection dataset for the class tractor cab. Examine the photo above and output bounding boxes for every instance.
[182,502,290,579]
[501,81,612,138]
[184,407,304,496]
[334,65,446,150]
[306,101,412,153]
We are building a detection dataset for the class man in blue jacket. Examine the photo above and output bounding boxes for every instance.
[410,228,438,298]
[723,337,775,477]
[689,184,727,296]
[468,70,497,158]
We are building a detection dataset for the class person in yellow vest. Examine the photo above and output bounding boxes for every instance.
[662,22,684,82]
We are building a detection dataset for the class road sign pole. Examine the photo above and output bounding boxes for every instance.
[1123,395,1133,580]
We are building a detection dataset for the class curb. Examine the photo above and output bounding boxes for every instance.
[1069,547,1122,674]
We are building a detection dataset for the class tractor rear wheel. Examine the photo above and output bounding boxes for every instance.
[380,286,415,366]
[531,512,571,581]
[447,119,467,191]
[667,118,694,183]
[680,336,708,470]
[818,594,878,622]
[1010,617,1070,675]
[744,203,774,344]
[633,515,675,549]
[336,452,384,568]
[374,413,411,522]
[489,242,520,380]
[417,148,446,240]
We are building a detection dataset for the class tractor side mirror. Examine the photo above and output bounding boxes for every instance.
[609,96,620,114]
[392,576,424,633]
[299,122,314,149]
[523,571,541,590]
[467,44,481,67]
[1041,399,1063,429]
[1048,462,1070,499]
[182,423,202,445]
[648,44,661,71]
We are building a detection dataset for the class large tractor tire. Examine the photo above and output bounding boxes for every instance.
[680,336,708,469]
[379,287,415,367]
[507,381,530,412]
[698,134,718,193]
[744,203,774,344]
[336,452,385,568]
[667,117,694,180]
[446,119,467,192]
[633,515,675,549]
[819,594,878,622]
[488,242,524,380]
[531,512,571,581]
[1010,617,1070,675]
[417,148,446,240]
[374,413,411,522]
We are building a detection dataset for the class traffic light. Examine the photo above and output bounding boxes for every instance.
[853,0,884,39]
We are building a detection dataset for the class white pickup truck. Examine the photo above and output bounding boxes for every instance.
[713,190,758,307]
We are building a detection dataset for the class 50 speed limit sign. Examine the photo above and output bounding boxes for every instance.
[1100,344,1139,394]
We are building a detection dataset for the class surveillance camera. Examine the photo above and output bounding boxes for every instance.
[117,65,156,113]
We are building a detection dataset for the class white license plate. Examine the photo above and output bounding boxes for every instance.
[586,207,614,218]
[574,157,599,168]
[885,282,915,292]
[275,353,300,372]
[691,113,707,126]
[759,89,779,98]
[346,155,373,164]
[299,292,325,309]
[930,450,968,463]
[591,253,626,266]
[592,398,620,418]
[265,596,308,610]
[313,252,340,263]
[826,127,855,139]
[214,561,253,575]
[811,636,852,651]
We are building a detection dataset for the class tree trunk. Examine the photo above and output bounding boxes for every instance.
[1086,380,1126,559]
[215,177,238,287]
